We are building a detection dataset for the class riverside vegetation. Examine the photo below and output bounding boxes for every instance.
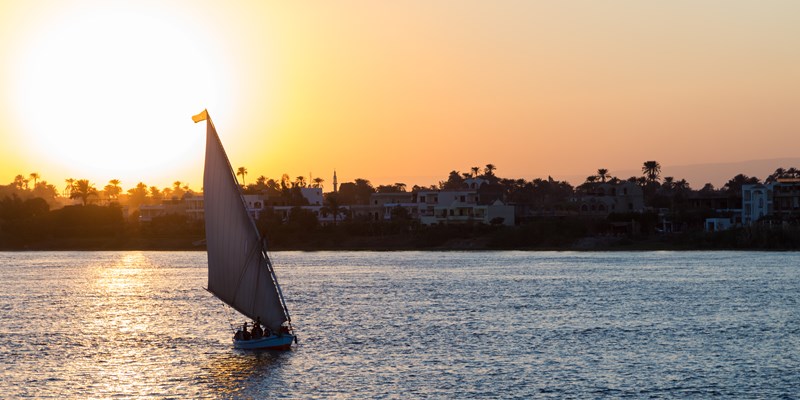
[1,163,799,250]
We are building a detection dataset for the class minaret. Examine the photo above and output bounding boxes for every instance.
[333,170,338,193]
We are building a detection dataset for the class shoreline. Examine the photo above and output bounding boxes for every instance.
[2,236,798,252]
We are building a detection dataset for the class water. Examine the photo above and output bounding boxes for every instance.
[1,251,799,398]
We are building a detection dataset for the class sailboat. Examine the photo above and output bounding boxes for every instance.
[194,109,296,350]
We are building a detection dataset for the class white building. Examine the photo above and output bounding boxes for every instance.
[416,189,515,226]
[742,184,772,225]
[300,188,324,206]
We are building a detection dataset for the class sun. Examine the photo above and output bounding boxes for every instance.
[10,2,234,186]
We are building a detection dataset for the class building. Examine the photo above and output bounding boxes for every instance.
[742,184,772,225]
[742,179,800,225]
[371,192,416,221]
[416,189,514,226]
[771,178,800,222]
[571,181,645,216]
[138,199,190,222]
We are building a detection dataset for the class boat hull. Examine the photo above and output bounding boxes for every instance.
[233,334,295,350]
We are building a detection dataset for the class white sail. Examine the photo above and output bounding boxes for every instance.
[202,114,289,331]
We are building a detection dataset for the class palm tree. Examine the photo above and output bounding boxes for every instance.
[471,166,480,178]
[662,176,675,191]
[104,179,122,199]
[321,193,346,225]
[295,176,306,188]
[12,175,23,190]
[766,167,786,183]
[597,169,609,183]
[150,186,163,201]
[236,167,248,187]
[69,179,98,205]
[484,164,496,177]
[642,161,661,183]
[64,178,75,197]
[313,177,324,189]
[29,172,40,187]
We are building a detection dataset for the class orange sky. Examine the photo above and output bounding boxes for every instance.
[1,0,799,191]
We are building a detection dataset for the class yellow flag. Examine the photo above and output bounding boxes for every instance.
[192,109,208,123]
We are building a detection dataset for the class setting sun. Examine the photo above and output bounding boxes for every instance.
[5,1,235,186]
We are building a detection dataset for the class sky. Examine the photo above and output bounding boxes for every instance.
[1,0,799,191]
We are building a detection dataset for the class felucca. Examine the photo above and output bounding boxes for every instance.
[194,109,296,350]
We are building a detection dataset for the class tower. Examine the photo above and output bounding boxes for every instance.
[333,170,338,193]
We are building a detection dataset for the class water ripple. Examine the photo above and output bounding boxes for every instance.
[1,251,799,397]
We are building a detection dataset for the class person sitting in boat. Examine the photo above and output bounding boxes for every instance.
[251,317,263,339]
[237,322,251,340]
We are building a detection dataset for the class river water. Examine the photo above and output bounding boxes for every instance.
[0,251,798,398]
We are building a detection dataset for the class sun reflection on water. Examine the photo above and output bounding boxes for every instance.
[84,252,164,396]
[93,252,148,294]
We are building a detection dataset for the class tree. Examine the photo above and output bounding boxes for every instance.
[32,181,58,201]
[597,168,609,183]
[280,174,291,191]
[312,177,324,189]
[321,193,347,225]
[127,182,150,210]
[69,179,98,205]
[294,176,306,188]
[699,183,716,193]
[236,167,248,187]
[29,172,40,187]
[104,179,122,200]
[642,161,661,183]
[149,186,163,201]
[171,181,186,199]
[353,178,375,204]
[766,167,799,183]
[442,170,465,190]
[471,166,480,178]
[484,164,497,177]
[723,174,760,195]
[64,178,75,197]
[14,175,25,190]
